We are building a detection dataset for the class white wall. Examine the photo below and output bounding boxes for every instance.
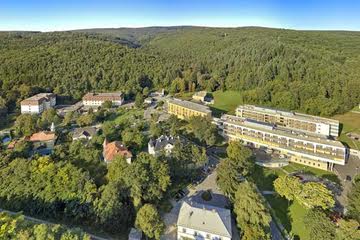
[177,226,231,240]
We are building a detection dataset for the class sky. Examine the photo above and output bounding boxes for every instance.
[1,0,360,31]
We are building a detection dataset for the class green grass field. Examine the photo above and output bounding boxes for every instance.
[210,91,243,116]
[266,195,310,240]
[332,111,360,150]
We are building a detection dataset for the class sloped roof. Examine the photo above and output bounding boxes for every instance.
[29,131,56,142]
[177,201,232,238]
[104,141,132,162]
[72,127,98,139]
[153,135,179,151]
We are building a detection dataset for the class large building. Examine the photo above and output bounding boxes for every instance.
[217,114,347,171]
[82,92,123,107]
[167,98,212,119]
[236,105,340,137]
[177,201,232,240]
[20,93,56,114]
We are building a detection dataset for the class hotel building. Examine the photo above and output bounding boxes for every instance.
[236,105,340,137]
[217,114,347,171]
[20,93,56,114]
[167,98,212,119]
[82,92,123,107]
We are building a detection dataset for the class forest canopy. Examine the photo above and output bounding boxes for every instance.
[1,27,360,116]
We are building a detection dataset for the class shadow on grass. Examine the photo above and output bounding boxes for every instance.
[250,165,279,191]
[210,106,226,118]
[265,195,293,235]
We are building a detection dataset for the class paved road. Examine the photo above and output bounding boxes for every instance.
[0,209,109,240]
[335,155,360,210]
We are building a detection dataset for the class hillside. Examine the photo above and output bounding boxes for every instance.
[0,27,360,116]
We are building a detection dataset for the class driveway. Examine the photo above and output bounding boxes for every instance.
[161,167,240,240]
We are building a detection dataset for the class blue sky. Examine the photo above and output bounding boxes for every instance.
[1,0,360,31]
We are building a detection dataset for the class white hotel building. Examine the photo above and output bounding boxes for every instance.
[20,93,56,114]
[217,114,347,171]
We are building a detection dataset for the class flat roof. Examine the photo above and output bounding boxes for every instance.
[221,114,344,148]
[168,98,212,114]
[236,105,339,125]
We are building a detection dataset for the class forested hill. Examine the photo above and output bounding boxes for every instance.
[0,27,360,116]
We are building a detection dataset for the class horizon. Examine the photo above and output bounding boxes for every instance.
[1,0,360,32]
[2,25,360,33]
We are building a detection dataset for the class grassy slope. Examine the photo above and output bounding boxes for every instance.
[332,111,360,150]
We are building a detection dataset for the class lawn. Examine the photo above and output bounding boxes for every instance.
[105,108,144,125]
[210,91,243,116]
[332,111,360,150]
[266,195,310,240]
[251,165,286,191]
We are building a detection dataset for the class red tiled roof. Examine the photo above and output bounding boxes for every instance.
[29,131,56,142]
[104,141,132,162]
[83,92,122,102]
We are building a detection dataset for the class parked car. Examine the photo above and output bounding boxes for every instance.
[346,175,352,181]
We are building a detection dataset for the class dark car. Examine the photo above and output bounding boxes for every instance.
[346,175,352,181]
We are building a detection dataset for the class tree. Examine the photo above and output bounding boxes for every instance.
[217,142,255,198]
[38,108,61,129]
[135,204,164,240]
[188,116,217,145]
[304,209,335,240]
[135,92,144,108]
[149,121,162,138]
[274,175,302,201]
[226,141,254,177]
[63,111,74,126]
[336,218,360,240]
[76,113,95,127]
[234,182,271,240]
[121,128,145,151]
[274,175,335,209]
[348,177,360,222]
[14,114,37,136]
[101,100,113,109]
[128,153,171,206]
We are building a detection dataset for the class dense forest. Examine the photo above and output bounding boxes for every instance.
[1,27,360,116]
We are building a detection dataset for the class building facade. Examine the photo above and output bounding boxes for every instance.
[82,92,123,107]
[218,114,347,171]
[20,93,56,114]
[167,98,212,119]
[148,135,180,156]
[236,105,340,137]
[177,201,232,240]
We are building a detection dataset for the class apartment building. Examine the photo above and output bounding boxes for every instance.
[218,114,347,171]
[236,105,340,137]
[82,92,123,107]
[20,93,56,114]
[167,98,212,119]
[177,201,232,240]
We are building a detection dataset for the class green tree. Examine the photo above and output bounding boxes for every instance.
[14,114,38,136]
[38,108,61,129]
[336,218,360,240]
[128,153,171,206]
[274,175,335,209]
[149,121,162,138]
[101,100,113,109]
[76,113,95,127]
[234,182,271,240]
[304,209,335,240]
[188,116,217,146]
[135,93,144,108]
[348,177,360,222]
[135,204,164,240]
